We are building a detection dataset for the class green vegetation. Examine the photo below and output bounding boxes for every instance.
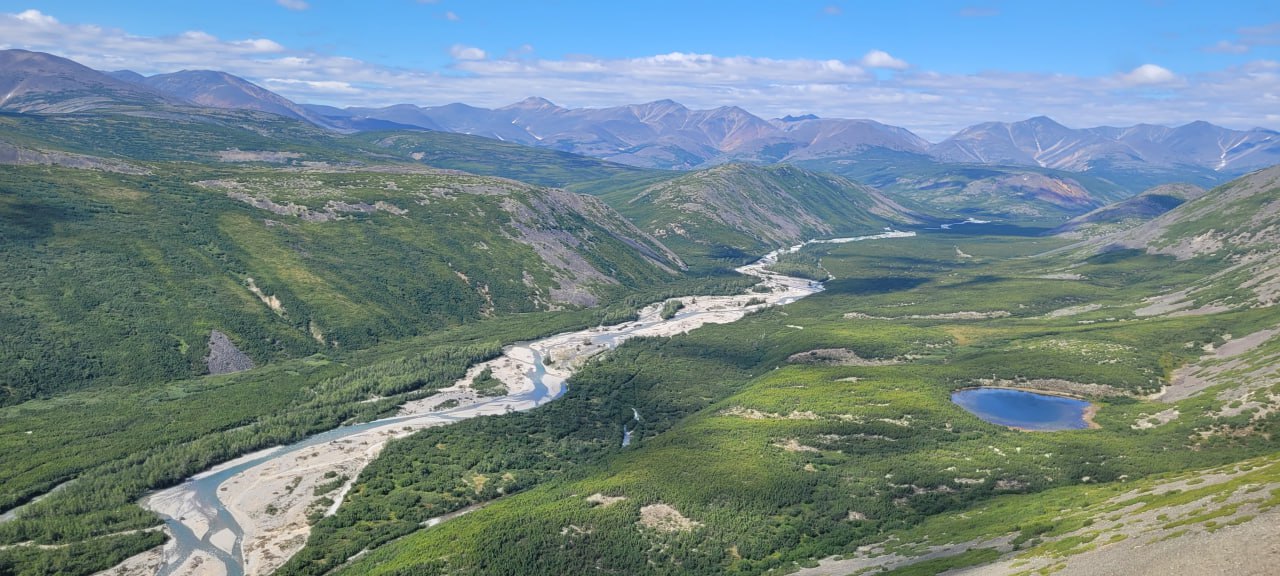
[659,299,685,320]
[0,301,702,573]
[880,548,1002,575]
[0,162,689,405]
[2,105,1277,576]
[766,250,829,281]
[470,367,507,397]
[313,475,349,497]
[0,150,761,572]
[276,232,1279,576]
[0,226,763,551]
[0,530,166,576]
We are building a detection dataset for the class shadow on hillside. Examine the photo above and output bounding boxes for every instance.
[917,223,1056,237]
[0,200,84,243]
[824,276,928,295]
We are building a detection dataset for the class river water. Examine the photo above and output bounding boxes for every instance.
[129,230,915,576]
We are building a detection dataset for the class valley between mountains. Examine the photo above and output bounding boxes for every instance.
[0,48,1278,576]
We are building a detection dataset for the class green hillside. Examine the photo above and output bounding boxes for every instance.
[1067,165,1280,311]
[597,163,924,266]
[0,160,694,406]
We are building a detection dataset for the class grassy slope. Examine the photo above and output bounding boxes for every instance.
[278,231,1278,576]
[1066,164,1280,312]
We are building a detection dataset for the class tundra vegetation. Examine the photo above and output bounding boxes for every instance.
[278,233,1279,576]
[1,105,1277,576]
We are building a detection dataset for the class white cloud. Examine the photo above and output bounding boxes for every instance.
[823,5,842,16]
[276,0,310,11]
[444,11,460,21]
[1119,63,1178,85]
[449,44,486,61]
[454,52,869,85]
[263,78,362,94]
[232,38,286,53]
[15,9,57,26]
[859,49,908,70]
[0,10,290,72]
[2,9,1278,140]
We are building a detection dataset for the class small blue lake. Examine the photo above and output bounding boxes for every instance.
[951,388,1093,431]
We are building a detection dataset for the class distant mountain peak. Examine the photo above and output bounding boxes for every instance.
[137,68,335,128]
[633,99,687,112]
[503,96,561,110]
[780,114,819,122]
[1023,115,1067,128]
[105,69,146,83]
[0,49,174,113]
[173,69,230,77]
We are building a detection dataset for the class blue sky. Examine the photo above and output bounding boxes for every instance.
[2,1,1278,139]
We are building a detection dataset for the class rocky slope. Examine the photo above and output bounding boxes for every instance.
[1079,165,1280,309]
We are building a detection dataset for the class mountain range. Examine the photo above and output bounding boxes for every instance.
[2,49,1276,181]
[313,98,1280,177]
[931,115,1280,174]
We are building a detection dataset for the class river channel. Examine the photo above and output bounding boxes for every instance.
[123,230,915,576]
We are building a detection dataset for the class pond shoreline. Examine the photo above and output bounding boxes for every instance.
[952,386,1101,431]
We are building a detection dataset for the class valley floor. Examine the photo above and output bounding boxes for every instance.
[7,230,1277,576]
[297,232,1279,576]
[106,242,831,575]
